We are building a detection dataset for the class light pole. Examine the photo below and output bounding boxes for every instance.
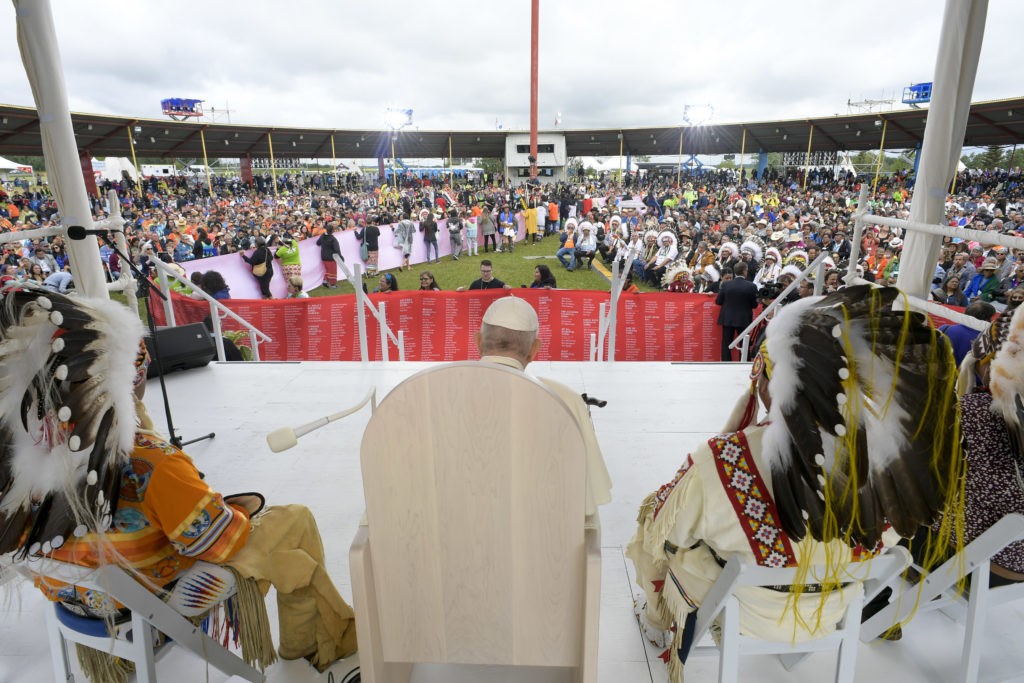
[681,104,714,187]
[384,108,413,188]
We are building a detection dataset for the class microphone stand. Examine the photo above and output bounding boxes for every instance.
[98,235,215,450]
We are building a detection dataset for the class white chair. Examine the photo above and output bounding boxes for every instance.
[861,513,1024,683]
[19,558,265,683]
[351,361,601,683]
[685,546,910,683]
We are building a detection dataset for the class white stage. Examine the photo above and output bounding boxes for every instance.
[2,361,1023,683]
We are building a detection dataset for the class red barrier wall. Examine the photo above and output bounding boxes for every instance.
[150,291,967,363]
[151,290,726,362]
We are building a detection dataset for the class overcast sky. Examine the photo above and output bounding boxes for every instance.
[1,1,1021,133]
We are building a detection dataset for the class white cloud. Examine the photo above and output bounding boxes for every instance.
[1,0,1020,135]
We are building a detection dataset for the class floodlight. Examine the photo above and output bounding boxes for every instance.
[384,108,414,131]
[683,104,714,126]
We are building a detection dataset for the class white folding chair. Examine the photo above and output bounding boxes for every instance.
[686,546,910,683]
[351,361,601,683]
[861,513,1024,683]
[19,558,265,683]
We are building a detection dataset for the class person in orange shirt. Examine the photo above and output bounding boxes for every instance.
[548,200,559,233]
[556,219,579,270]
[868,245,895,281]
[2,290,359,674]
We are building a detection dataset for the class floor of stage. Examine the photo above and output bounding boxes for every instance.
[2,361,1023,683]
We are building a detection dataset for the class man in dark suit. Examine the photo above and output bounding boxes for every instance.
[715,261,759,361]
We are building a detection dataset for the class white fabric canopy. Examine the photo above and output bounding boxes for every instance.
[16,0,108,296]
[897,0,989,298]
[0,156,25,170]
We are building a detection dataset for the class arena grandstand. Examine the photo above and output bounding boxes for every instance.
[2,97,1024,161]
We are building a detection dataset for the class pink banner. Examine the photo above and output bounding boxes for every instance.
[180,216,528,299]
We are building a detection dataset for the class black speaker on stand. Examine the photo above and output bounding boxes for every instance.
[144,323,217,378]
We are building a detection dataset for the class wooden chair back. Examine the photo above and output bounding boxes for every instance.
[360,361,588,666]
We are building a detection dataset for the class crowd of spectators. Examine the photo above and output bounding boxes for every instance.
[1,164,1022,314]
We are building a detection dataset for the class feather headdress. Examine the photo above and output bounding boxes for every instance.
[757,285,961,548]
[608,215,629,239]
[0,287,145,557]
[740,236,765,262]
[785,249,809,267]
[718,241,739,262]
[661,260,692,289]
[657,230,678,250]
[779,264,804,281]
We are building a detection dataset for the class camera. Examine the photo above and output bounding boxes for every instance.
[758,282,784,301]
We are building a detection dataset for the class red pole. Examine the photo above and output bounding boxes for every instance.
[240,153,253,187]
[78,149,99,197]
[529,0,539,180]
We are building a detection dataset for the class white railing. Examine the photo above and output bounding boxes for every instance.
[728,252,832,361]
[848,183,1024,332]
[0,190,139,313]
[333,255,405,362]
[590,240,645,363]
[0,225,65,242]
[150,259,272,362]
[589,248,636,363]
[99,190,138,314]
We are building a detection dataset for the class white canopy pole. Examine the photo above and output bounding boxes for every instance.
[15,0,108,298]
[897,0,989,298]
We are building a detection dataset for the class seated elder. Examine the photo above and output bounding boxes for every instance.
[629,286,961,678]
[0,288,357,678]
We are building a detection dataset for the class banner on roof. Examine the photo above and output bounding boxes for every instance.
[782,151,838,167]
[251,157,302,169]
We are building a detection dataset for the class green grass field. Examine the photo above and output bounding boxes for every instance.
[307,235,658,295]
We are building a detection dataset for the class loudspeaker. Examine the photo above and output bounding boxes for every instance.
[145,323,216,378]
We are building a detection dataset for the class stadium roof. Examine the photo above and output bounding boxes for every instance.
[0,97,1022,162]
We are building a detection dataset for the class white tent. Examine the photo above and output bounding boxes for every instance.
[0,156,32,172]
[583,156,637,173]
[0,156,32,180]
[92,157,138,182]
[335,159,363,174]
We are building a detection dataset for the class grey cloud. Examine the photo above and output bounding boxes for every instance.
[1,0,1021,136]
